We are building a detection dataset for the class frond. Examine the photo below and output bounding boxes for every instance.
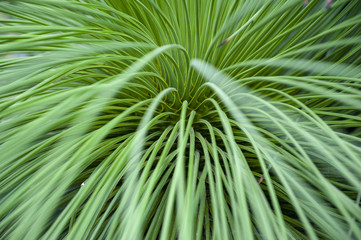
[1,0,360,239]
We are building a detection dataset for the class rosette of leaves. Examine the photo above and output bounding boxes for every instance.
[0,0,360,239]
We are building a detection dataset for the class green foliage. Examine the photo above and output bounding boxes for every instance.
[1,0,361,239]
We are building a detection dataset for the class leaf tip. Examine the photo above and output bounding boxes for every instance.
[258,175,265,184]
[324,0,333,9]
[217,36,233,48]
[303,0,309,9]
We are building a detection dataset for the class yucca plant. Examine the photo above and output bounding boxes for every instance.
[1,0,361,239]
